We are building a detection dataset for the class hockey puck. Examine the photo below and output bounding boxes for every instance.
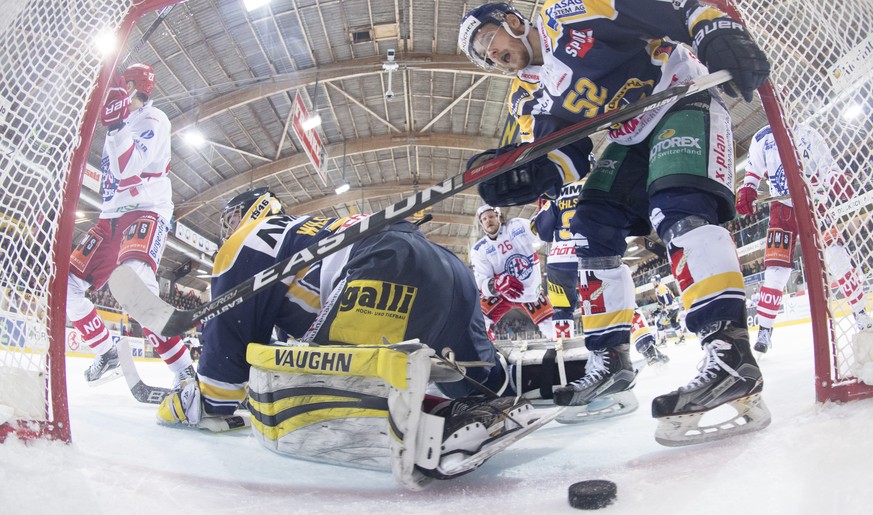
[568,480,617,510]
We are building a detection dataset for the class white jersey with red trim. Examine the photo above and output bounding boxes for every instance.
[470,217,544,304]
[100,100,173,221]
[743,124,840,209]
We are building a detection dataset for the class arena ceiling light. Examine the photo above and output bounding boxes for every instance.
[243,0,271,12]
[94,29,117,58]
[183,130,206,147]
[842,104,863,121]
[334,183,350,195]
[301,113,322,131]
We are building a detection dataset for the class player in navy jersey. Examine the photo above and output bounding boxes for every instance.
[154,189,588,480]
[459,1,771,445]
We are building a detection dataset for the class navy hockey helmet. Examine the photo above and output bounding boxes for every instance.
[458,2,532,74]
[219,187,284,243]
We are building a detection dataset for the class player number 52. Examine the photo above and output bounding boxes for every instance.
[562,78,607,118]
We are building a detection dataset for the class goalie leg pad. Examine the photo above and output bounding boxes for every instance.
[245,341,438,490]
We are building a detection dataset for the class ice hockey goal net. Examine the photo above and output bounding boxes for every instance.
[714,0,873,402]
[0,0,178,442]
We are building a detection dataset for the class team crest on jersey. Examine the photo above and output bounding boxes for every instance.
[503,253,533,280]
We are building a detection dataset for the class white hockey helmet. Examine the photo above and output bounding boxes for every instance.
[219,187,284,243]
[458,2,533,74]
[476,204,501,222]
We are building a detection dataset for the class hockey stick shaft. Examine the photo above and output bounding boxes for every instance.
[755,194,790,204]
[109,71,732,336]
[119,3,178,68]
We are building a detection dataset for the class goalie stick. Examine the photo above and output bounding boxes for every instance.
[109,70,733,336]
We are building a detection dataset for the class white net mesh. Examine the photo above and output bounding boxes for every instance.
[722,0,873,399]
[0,0,139,439]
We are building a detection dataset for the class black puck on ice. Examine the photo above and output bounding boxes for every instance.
[568,480,617,510]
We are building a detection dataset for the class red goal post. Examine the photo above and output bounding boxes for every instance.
[0,0,181,443]
[714,0,873,402]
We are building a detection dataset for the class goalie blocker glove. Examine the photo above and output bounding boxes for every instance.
[693,19,770,102]
[472,145,564,207]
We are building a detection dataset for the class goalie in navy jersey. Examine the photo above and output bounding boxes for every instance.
[156,188,567,483]
[459,1,771,445]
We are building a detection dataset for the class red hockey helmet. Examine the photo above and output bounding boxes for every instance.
[122,63,156,98]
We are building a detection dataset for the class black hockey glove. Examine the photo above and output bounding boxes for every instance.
[472,146,563,207]
[693,19,770,102]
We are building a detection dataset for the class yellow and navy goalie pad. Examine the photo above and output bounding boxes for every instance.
[245,340,443,491]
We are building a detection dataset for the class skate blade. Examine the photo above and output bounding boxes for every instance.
[556,390,639,424]
[654,393,772,447]
[86,366,123,387]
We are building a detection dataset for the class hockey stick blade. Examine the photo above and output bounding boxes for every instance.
[109,70,732,336]
[117,337,172,404]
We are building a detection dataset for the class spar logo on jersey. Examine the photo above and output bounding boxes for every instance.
[564,28,594,59]
[503,253,534,280]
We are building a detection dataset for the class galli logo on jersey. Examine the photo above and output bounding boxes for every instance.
[338,279,417,318]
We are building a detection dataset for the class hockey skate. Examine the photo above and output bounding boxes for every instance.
[652,322,771,447]
[551,344,639,424]
[157,377,249,433]
[641,342,670,366]
[84,346,122,385]
[172,364,197,390]
[754,327,773,354]
[424,396,546,479]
